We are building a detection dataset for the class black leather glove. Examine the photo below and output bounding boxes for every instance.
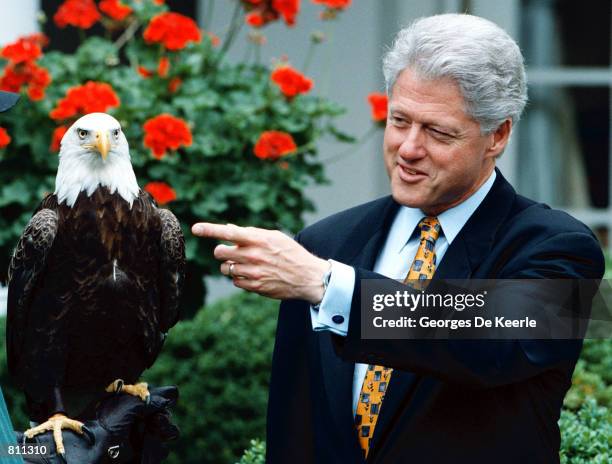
[16,386,179,464]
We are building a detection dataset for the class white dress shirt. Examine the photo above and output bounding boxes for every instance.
[310,170,496,415]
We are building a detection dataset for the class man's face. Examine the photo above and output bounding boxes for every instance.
[383,68,503,215]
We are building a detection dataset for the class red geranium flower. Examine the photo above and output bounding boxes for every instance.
[0,127,11,149]
[50,81,120,121]
[143,12,201,51]
[99,0,132,21]
[246,12,265,27]
[145,181,177,205]
[157,56,170,77]
[273,0,300,26]
[1,34,48,64]
[367,92,388,122]
[137,66,154,78]
[254,131,297,160]
[312,0,351,9]
[50,125,69,152]
[54,0,101,29]
[168,77,182,93]
[271,65,313,98]
[243,0,299,27]
[143,114,192,159]
[0,62,51,101]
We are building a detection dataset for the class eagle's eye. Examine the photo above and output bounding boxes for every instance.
[77,129,89,140]
[112,128,121,139]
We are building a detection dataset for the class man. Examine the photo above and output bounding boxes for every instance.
[192,14,604,463]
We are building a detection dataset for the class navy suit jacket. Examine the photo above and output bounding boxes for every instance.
[266,170,604,464]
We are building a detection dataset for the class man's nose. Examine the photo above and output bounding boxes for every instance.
[397,124,427,160]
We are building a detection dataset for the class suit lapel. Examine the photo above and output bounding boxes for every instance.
[368,170,517,458]
[318,197,399,459]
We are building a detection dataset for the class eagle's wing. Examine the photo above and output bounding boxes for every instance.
[157,208,185,331]
[6,208,58,376]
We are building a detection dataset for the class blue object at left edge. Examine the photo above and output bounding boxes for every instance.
[0,388,22,463]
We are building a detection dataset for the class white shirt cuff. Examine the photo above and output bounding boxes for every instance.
[309,260,355,336]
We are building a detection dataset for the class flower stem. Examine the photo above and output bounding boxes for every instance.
[324,125,378,165]
[201,0,215,30]
[294,140,318,156]
[113,19,140,50]
[218,0,244,61]
[302,41,317,73]
[320,21,336,97]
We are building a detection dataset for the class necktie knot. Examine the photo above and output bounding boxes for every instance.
[418,216,441,244]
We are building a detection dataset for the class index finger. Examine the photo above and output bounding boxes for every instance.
[191,222,253,245]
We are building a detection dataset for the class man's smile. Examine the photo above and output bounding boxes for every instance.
[397,162,428,182]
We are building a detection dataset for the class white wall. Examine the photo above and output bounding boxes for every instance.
[0,0,39,44]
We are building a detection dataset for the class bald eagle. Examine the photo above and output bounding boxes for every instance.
[6,113,185,457]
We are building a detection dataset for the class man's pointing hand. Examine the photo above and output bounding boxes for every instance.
[192,222,330,304]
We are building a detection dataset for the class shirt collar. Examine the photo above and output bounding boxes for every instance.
[395,170,497,253]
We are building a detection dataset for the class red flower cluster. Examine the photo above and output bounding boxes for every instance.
[54,0,101,29]
[50,125,69,152]
[143,12,201,51]
[367,93,388,122]
[145,181,177,205]
[254,131,297,160]
[50,81,120,121]
[0,127,11,149]
[0,34,51,101]
[271,65,313,98]
[243,0,300,28]
[312,0,351,9]
[143,114,192,159]
[99,0,133,21]
[1,34,47,64]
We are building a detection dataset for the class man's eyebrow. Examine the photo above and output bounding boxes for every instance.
[389,107,459,133]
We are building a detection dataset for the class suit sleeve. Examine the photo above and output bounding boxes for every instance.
[332,230,605,388]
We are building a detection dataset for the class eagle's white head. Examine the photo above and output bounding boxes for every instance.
[54,112,140,208]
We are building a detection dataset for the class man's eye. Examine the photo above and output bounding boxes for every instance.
[77,129,88,139]
[429,128,452,139]
[391,116,407,125]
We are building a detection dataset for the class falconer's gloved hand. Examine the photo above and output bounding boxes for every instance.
[16,385,179,464]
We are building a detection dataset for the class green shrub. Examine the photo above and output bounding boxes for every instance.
[236,439,265,464]
[143,291,278,464]
[580,339,612,385]
[559,398,612,463]
[564,340,612,410]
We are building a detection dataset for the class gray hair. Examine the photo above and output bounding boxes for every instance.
[383,14,527,134]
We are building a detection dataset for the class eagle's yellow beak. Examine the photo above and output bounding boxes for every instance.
[94,130,110,160]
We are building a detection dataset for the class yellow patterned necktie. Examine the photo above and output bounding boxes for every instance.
[355,216,441,458]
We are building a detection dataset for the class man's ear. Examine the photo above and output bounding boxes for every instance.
[486,119,512,158]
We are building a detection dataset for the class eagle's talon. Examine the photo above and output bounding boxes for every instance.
[106,379,150,403]
[105,378,125,394]
[23,413,89,461]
